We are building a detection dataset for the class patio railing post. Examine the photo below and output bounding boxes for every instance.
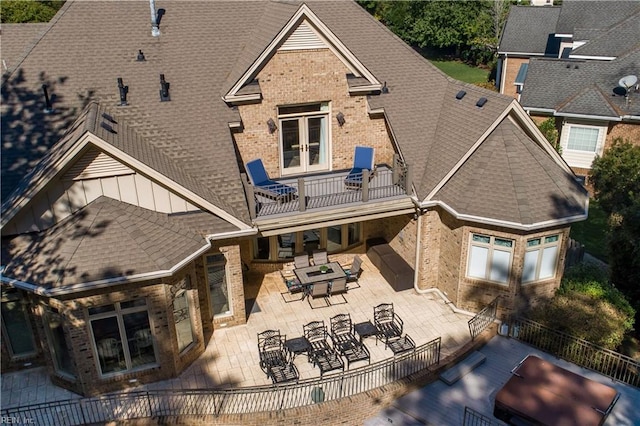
[392,154,400,185]
[241,173,257,219]
[404,165,412,196]
[298,177,306,212]
[362,169,370,202]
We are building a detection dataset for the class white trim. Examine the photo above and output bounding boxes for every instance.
[524,107,556,115]
[222,93,262,104]
[1,133,251,231]
[497,51,545,56]
[1,242,212,297]
[425,107,511,200]
[419,199,588,232]
[621,115,640,122]
[568,54,616,61]
[206,228,257,240]
[555,112,621,121]
[554,33,573,38]
[223,4,381,102]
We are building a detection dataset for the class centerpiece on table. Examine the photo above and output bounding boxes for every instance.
[318,265,329,274]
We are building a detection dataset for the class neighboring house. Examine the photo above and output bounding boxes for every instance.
[0,1,587,396]
[498,0,640,177]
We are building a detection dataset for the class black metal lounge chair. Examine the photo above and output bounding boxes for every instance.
[246,158,296,202]
[303,321,344,377]
[329,313,370,368]
[257,329,299,384]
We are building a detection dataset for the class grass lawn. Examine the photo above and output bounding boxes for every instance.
[569,199,608,261]
[428,59,489,84]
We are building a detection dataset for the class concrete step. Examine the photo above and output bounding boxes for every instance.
[439,351,486,385]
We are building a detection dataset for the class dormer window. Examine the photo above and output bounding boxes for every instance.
[279,102,330,175]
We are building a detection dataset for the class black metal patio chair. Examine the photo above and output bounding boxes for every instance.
[329,313,370,369]
[303,320,344,377]
[373,303,415,354]
[257,329,299,384]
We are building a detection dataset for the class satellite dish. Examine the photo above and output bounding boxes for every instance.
[618,74,638,89]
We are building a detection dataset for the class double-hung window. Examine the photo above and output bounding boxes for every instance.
[279,102,330,175]
[89,299,157,376]
[523,235,560,283]
[560,123,606,169]
[467,234,514,284]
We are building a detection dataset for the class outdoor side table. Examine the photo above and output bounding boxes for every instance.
[284,336,311,360]
[354,321,377,343]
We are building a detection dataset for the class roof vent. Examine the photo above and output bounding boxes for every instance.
[476,97,488,108]
[566,64,571,69]
[574,65,579,69]
[150,0,160,37]
[381,81,389,94]
[117,78,129,106]
[456,90,466,100]
[137,50,146,61]
[159,74,170,101]
[42,84,53,113]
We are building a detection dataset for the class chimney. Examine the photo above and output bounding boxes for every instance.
[150,0,160,37]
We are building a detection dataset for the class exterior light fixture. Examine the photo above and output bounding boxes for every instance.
[336,111,345,127]
[267,118,277,134]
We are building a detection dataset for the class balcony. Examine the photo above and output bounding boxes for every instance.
[242,155,413,219]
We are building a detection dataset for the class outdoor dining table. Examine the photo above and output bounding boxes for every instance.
[293,262,347,293]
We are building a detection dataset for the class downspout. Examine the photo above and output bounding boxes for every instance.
[412,210,477,318]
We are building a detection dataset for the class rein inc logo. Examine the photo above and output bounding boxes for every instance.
[0,416,35,424]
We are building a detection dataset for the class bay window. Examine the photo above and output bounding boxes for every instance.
[523,235,560,283]
[467,234,513,284]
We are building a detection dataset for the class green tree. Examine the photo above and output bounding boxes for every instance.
[1,1,64,23]
[589,138,640,305]
[537,118,561,154]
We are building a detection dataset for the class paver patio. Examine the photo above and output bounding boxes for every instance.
[1,256,474,407]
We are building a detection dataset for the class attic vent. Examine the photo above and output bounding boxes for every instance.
[456,90,466,100]
[63,148,133,181]
[279,20,327,51]
[476,97,488,108]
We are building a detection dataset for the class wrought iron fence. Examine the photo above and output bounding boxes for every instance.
[2,337,441,425]
[463,407,505,426]
[509,317,640,387]
[468,297,499,340]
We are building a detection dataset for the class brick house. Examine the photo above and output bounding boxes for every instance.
[1,1,587,396]
[498,0,640,178]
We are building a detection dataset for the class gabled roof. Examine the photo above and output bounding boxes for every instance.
[521,49,640,119]
[498,6,561,55]
[224,3,381,102]
[570,10,640,59]
[1,196,213,291]
[555,1,640,36]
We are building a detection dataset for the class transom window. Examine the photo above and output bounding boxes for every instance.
[88,299,157,376]
[467,234,514,284]
[279,102,330,175]
[523,235,561,283]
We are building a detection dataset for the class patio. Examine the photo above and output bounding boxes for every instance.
[0,256,474,408]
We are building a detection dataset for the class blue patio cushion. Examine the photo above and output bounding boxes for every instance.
[246,159,296,197]
[345,146,375,186]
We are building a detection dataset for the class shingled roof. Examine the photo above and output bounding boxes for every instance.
[555,0,640,36]
[1,196,212,290]
[2,0,586,233]
[521,49,640,118]
[498,6,561,55]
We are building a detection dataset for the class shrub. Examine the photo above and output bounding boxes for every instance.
[526,263,635,350]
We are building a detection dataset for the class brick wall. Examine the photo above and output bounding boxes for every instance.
[502,56,529,99]
[234,49,394,177]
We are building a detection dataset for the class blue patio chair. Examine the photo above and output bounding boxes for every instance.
[344,146,375,188]
[246,159,297,201]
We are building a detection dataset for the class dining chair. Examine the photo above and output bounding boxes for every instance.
[312,250,328,265]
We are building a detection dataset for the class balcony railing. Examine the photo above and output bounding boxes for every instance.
[242,155,412,218]
[1,337,441,425]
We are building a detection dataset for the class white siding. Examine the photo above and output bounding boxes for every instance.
[279,20,327,51]
[560,122,607,169]
[151,182,172,213]
[117,174,139,205]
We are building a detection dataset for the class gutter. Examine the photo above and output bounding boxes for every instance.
[554,112,621,122]
[1,242,213,297]
[206,228,257,240]
[412,211,477,319]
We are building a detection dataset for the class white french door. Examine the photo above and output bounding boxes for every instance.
[279,103,329,175]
